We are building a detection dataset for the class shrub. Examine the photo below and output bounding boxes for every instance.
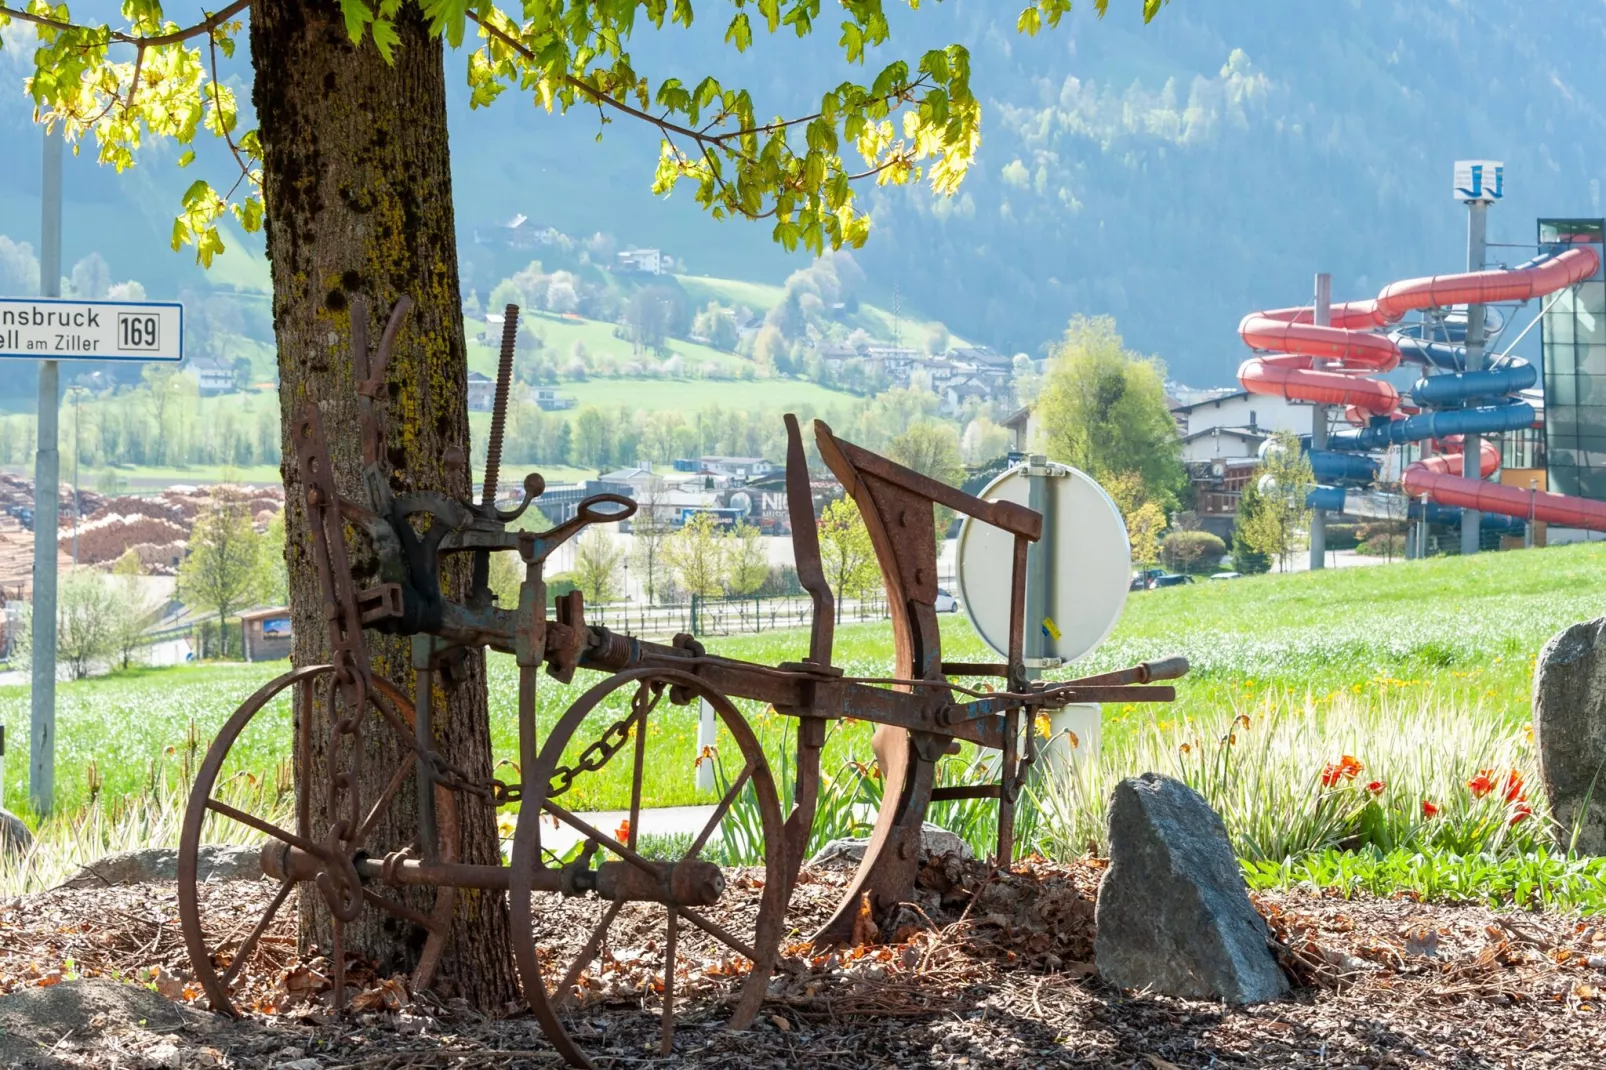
[1162,530,1227,573]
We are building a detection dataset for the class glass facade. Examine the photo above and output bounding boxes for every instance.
[1540,219,1606,501]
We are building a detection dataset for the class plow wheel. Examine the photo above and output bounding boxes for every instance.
[509,667,787,1066]
[177,664,458,1013]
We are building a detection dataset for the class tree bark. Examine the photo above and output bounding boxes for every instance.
[251,0,518,1006]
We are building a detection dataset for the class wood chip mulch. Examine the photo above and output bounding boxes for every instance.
[1,855,1603,1068]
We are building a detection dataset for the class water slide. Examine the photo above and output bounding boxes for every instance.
[1237,245,1606,533]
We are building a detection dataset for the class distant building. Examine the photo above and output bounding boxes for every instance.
[616,248,670,275]
[1169,390,1305,437]
[1180,425,1268,464]
[531,386,575,411]
[698,456,774,482]
[185,358,235,396]
[240,606,292,662]
[467,370,497,412]
[475,213,560,249]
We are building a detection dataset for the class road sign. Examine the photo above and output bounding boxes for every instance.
[1454,160,1503,203]
[0,296,183,362]
[955,461,1130,665]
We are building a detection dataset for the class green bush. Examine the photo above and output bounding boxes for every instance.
[1324,521,1361,550]
[1162,530,1227,573]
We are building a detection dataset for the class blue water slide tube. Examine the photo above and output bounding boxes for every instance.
[1327,401,1536,451]
[1411,360,1538,407]
[1308,449,1380,484]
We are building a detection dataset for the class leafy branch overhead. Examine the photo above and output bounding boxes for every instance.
[0,0,1167,266]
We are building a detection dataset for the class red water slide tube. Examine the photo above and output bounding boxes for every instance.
[1238,245,1606,531]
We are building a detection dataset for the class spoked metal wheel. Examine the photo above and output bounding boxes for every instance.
[509,667,787,1066]
[177,664,458,1013]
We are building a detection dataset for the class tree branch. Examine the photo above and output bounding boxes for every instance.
[466,9,930,153]
[207,27,252,183]
[0,0,249,47]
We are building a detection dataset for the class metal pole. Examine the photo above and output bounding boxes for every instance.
[1309,273,1331,570]
[71,388,80,565]
[1527,478,1537,549]
[1460,200,1488,556]
[31,124,63,816]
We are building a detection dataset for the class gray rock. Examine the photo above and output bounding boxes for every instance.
[1094,773,1289,1003]
[58,844,266,889]
[809,822,974,866]
[0,977,220,1068]
[1535,618,1606,853]
[0,807,33,857]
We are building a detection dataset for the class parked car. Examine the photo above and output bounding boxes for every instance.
[934,588,960,613]
[1130,567,1166,591]
[1210,571,1242,581]
[1147,573,1195,589]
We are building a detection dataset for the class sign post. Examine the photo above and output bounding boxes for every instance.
[30,126,62,818]
[14,125,183,816]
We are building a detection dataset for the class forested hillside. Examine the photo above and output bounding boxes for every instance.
[3,1,1605,387]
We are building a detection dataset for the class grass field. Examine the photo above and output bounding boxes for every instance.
[4,540,1598,813]
[5,540,1605,900]
[465,310,753,378]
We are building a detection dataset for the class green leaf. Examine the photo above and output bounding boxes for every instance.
[371,17,400,63]
[177,149,196,168]
[724,11,752,52]
[337,0,374,46]
[180,179,211,209]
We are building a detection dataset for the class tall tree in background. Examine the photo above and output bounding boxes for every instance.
[723,522,769,596]
[888,419,966,536]
[1230,477,1272,575]
[177,494,264,658]
[109,551,164,670]
[57,568,118,680]
[3,0,1169,1009]
[1035,316,1183,506]
[1238,432,1313,572]
[628,479,671,603]
[818,498,877,620]
[665,512,726,599]
[570,528,625,604]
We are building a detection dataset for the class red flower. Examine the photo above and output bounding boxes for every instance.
[1467,770,1496,798]
[614,818,632,845]
[1365,780,1385,796]
[1509,801,1533,826]
[1421,800,1440,818]
[1320,755,1364,788]
[1503,770,1526,804]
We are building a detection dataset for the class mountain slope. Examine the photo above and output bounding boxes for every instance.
[4,1,1605,386]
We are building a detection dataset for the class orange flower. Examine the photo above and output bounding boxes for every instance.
[1320,755,1363,788]
[1179,742,1192,755]
[1509,801,1533,826]
[1467,770,1496,798]
[1502,770,1526,804]
[1421,800,1439,818]
[614,818,631,844]
[1365,779,1385,796]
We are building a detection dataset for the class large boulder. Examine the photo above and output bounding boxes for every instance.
[1095,773,1288,1002]
[1534,618,1606,853]
[809,822,973,866]
[0,808,33,857]
[58,844,265,889]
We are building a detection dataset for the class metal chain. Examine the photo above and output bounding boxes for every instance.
[547,682,664,801]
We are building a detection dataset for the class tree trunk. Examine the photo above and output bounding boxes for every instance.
[251,0,518,1006]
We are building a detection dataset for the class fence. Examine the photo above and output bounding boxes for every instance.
[586,591,892,639]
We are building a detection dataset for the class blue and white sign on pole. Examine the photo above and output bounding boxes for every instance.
[0,297,183,362]
[1454,159,1504,203]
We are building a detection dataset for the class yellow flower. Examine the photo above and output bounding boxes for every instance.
[1034,714,1053,740]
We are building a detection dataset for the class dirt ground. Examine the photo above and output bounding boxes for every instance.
[1,855,1603,1068]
